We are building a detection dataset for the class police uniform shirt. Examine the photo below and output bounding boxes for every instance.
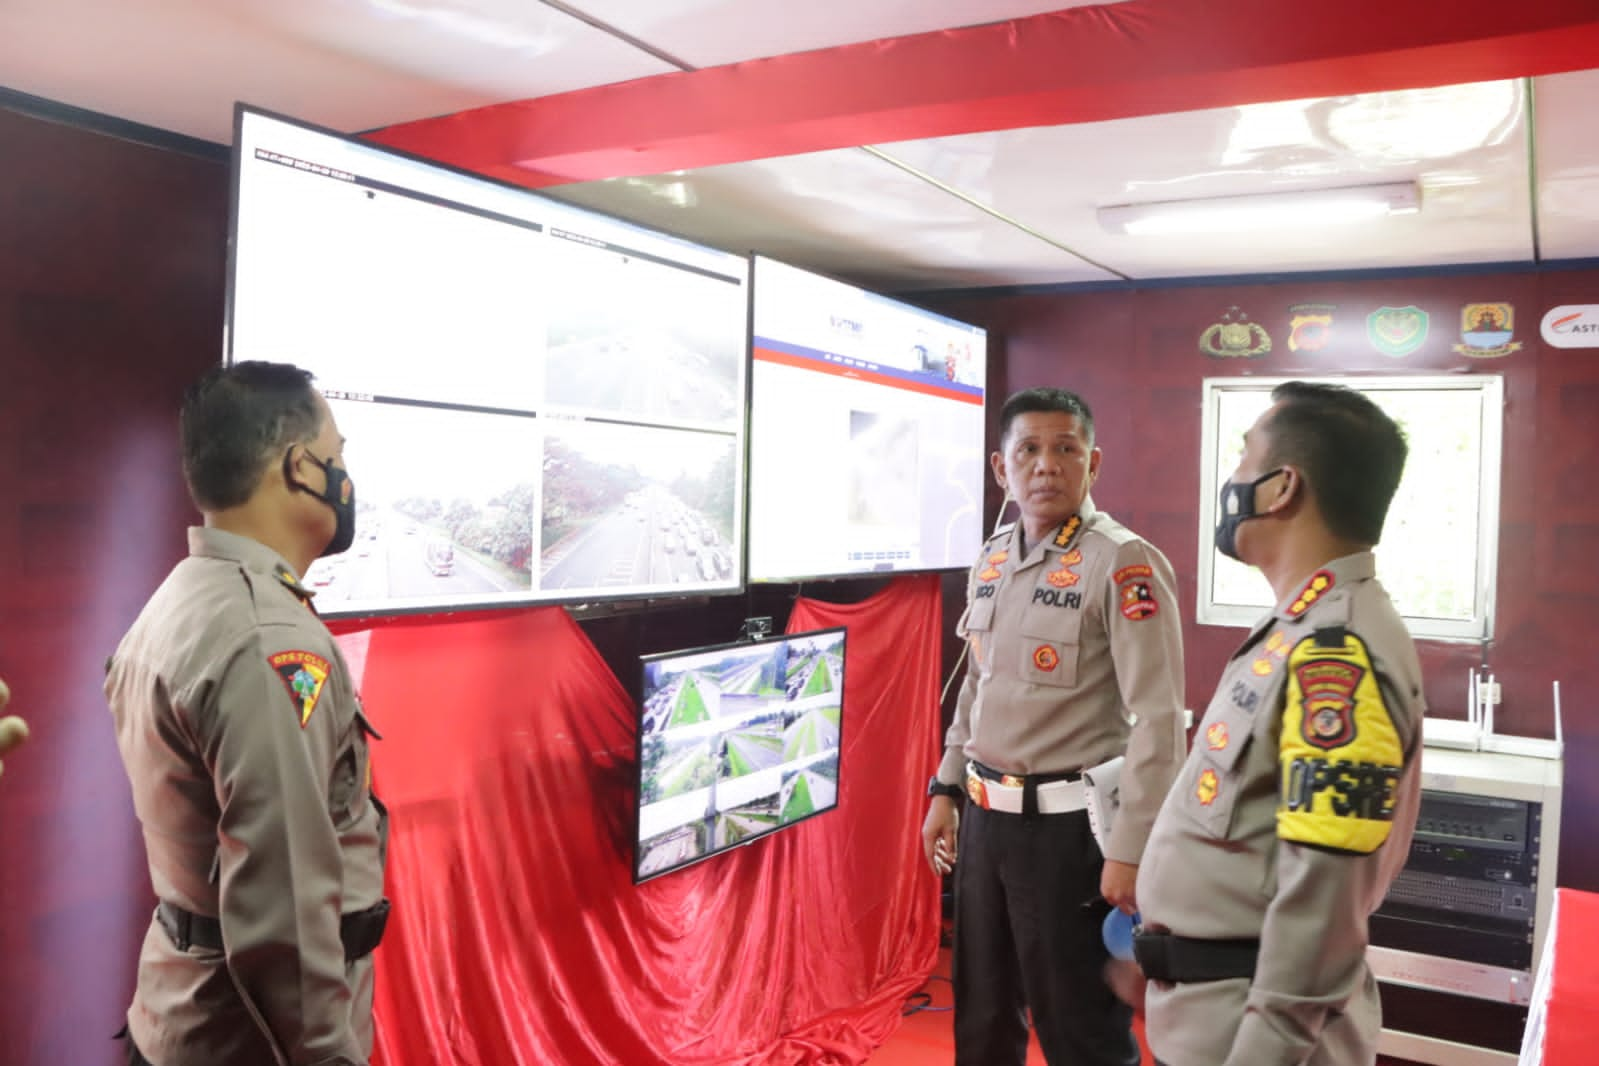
[938,501,1186,863]
[107,526,387,1066]
[1137,551,1426,1066]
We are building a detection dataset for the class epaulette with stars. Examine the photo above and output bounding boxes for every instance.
[1051,514,1082,548]
[275,565,318,608]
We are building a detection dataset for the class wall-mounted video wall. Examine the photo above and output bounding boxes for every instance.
[227,107,986,618]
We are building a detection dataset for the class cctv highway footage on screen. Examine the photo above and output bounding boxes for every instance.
[634,627,846,881]
[747,256,987,583]
[228,109,749,615]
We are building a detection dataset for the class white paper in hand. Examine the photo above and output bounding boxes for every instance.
[1083,755,1124,855]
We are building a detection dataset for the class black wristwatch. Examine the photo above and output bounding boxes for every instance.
[927,776,964,801]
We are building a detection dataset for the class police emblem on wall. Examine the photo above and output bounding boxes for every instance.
[1453,303,1522,358]
[1200,306,1272,358]
[1287,304,1335,353]
[1294,658,1364,750]
[1366,306,1428,358]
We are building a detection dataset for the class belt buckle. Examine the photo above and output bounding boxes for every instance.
[964,766,989,808]
[1001,773,1026,788]
[1131,930,1172,982]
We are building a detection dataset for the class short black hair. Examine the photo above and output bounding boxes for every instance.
[1263,381,1408,545]
[998,387,1095,446]
[181,361,323,511]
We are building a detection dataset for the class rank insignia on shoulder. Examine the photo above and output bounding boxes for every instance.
[268,650,332,728]
[1287,570,1335,616]
[275,565,309,596]
[1053,515,1081,547]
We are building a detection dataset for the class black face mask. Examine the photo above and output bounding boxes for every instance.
[1214,467,1285,561]
[286,447,357,558]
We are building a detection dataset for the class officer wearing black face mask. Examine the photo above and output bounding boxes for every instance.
[107,361,389,1066]
[286,443,359,557]
[1136,382,1425,1066]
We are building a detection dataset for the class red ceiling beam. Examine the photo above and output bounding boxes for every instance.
[366,0,1599,189]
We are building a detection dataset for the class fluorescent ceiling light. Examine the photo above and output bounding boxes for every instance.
[1098,182,1419,236]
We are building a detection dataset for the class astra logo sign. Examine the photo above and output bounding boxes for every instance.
[1541,305,1599,348]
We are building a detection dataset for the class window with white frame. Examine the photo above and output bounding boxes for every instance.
[1197,376,1502,642]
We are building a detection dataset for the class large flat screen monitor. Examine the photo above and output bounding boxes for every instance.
[634,627,846,882]
[227,107,749,616]
[746,256,987,583]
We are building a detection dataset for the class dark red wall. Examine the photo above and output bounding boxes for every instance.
[930,272,1599,893]
[0,102,229,1063]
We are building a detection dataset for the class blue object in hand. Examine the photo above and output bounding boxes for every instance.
[1102,907,1139,961]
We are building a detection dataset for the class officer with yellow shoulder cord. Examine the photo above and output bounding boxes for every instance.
[1136,381,1425,1066]
[107,361,389,1066]
[921,387,1186,1066]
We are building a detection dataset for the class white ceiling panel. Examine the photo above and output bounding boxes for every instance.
[1532,69,1599,263]
[0,1,1596,290]
[871,81,1535,280]
[571,0,1122,69]
[543,146,1122,291]
[0,0,676,142]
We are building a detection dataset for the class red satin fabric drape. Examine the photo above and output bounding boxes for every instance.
[340,575,943,1065]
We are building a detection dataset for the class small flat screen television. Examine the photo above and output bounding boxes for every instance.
[634,627,846,882]
[746,255,987,583]
[226,106,750,617]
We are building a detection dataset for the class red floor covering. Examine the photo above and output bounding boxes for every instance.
[866,948,1419,1066]
[865,948,1147,1066]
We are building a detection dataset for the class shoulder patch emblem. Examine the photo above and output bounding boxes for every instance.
[268,650,332,728]
[1278,631,1404,854]
[1119,579,1158,620]
[1295,658,1363,750]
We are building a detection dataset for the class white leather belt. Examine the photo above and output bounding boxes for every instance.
[965,762,1087,814]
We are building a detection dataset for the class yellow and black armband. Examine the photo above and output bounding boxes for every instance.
[1277,627,1404,854]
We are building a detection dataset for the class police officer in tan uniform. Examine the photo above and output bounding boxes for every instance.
[922,387,1186,1066]
[1136,381,1424,1066]
[107,361,389,1066]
